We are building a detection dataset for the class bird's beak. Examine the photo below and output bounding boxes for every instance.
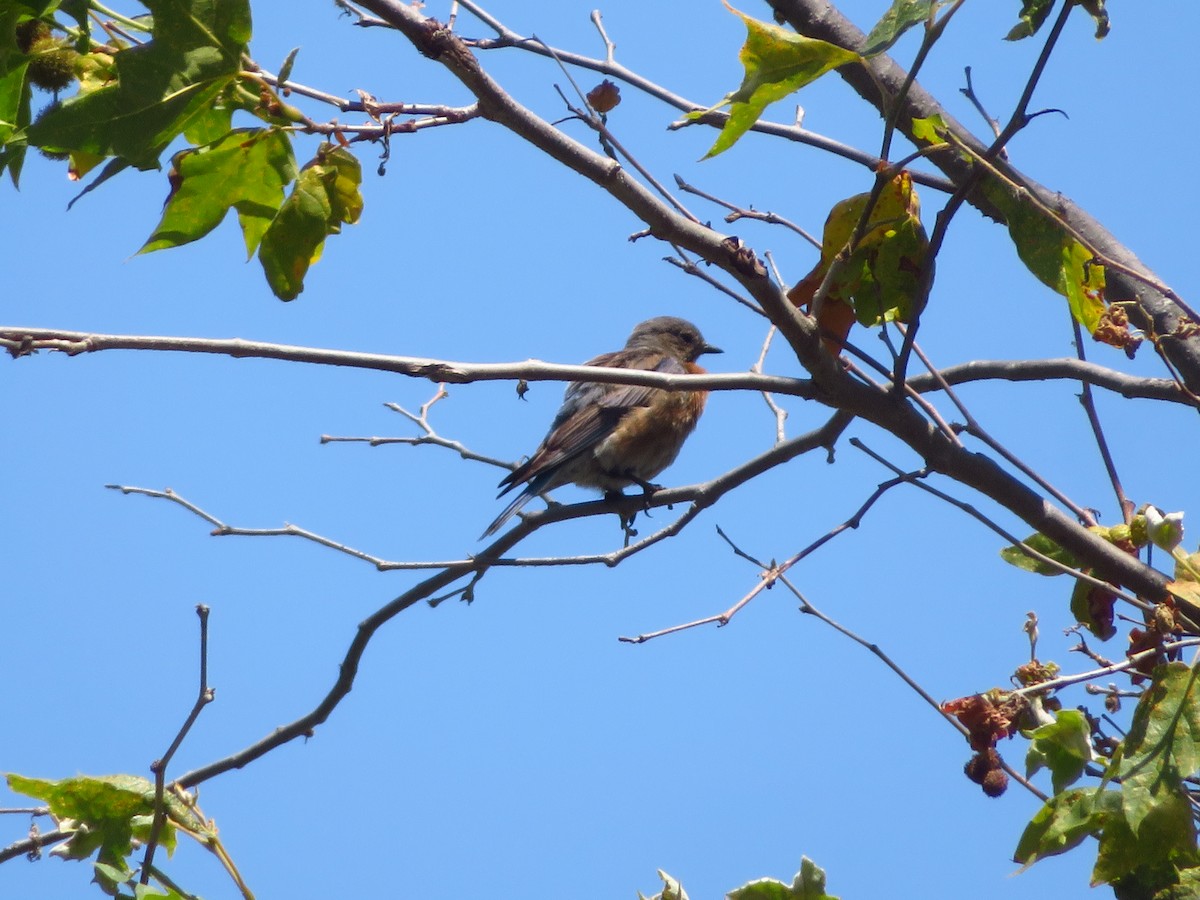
[701,342,723,356]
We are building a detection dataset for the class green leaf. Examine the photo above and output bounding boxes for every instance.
[276,46,299,85]
[982,175,1106,334]
[0,57,31,184]
[910,113,946,146]
[786,171,928,333]
[697,5,858,158]
[134,884,186,900]
[257,142,362,300]
[26,0,251,170]
[140,127,296,256]
[999,531,1079,575]
[1014,787,1111,865]
[6,773,181,871]
[1092,789,1197,886]
[1006,0,1054,41]
[863,0,949,56]
[1154,866,1200,900]
[728,857,839,900]
[93,859,131,892]
[1118,662,1200,835]
[1025,708,1093,793]
[0,2,40,185]
[181,100,232,145]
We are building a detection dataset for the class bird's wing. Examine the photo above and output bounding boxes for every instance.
[496,353,685,495]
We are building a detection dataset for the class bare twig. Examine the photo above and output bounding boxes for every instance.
[782,576,1048,802]
[140,605,215,886]
[451,0,956,193]
[620,464,916,642]
[589,10,614,65]
[959,65,1003,145]
[756,252,791,442]
[662,252,766,316]
[674,175,821,249]
[1071,317,1134,523]
[849,439,1153,612]
[897,325,1095,526]
[0,828,68,864]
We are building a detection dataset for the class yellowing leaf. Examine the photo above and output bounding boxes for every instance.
[696,4,859,159]
[910,113,947,146]
[863,0,950,56]
[258,142,362,301]
[983,176,1106,334]
[788,171,928,350]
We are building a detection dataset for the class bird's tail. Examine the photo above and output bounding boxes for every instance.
[479,474,551,540]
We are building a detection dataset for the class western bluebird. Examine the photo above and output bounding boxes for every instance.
[482,316,722,538]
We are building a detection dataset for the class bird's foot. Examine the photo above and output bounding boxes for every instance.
[602,489,643,546]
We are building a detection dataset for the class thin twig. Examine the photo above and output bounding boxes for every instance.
[536,37,699,222]
[619,466,916,642]
[897,324,1095,525]
[849,439,1152,612]
[757,253,790,443]
[674,175,821,249]
[1071,317,1134,523]
[663,252,766,316]
[960,65,1004,146]
[140,606,215,886]
[451,0,956,193]
[781,576,1048,802]
[589,10,614,65]
[0,828,68,864]
[1012,638,1200,698]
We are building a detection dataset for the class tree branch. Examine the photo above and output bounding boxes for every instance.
[765,0,1200,393]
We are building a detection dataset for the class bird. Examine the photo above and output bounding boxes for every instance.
[481,316,722,538]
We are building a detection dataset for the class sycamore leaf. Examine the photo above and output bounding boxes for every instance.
[1025,709,1093,793]
[258,142,362,301]
[863,0,950,57]
[1116,663,1200,837]
[6,773,181,871]
[1000,532,1079,575]
[787,171,928,350]
[26,0,251,170]
[695,4,858,159]
[1015,788,1112,865]
[1006,0,1054,41]
[1091,783,1195,886]
[1169,552,1200,609]
[0,3,35,184]
[728,857,839,899]
[983,176,1106,334]
[140,127,296,257]
[910,113,947,146]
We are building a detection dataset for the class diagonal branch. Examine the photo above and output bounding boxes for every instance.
[765,0,1200,393]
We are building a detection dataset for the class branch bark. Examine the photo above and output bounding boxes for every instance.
[765,0,1200,393]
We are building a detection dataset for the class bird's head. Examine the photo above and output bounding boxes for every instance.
[625,316,722,362]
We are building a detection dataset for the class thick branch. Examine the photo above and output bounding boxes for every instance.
[765,0,1200,392]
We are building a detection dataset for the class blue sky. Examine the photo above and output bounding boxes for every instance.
[3,2,1196,898]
